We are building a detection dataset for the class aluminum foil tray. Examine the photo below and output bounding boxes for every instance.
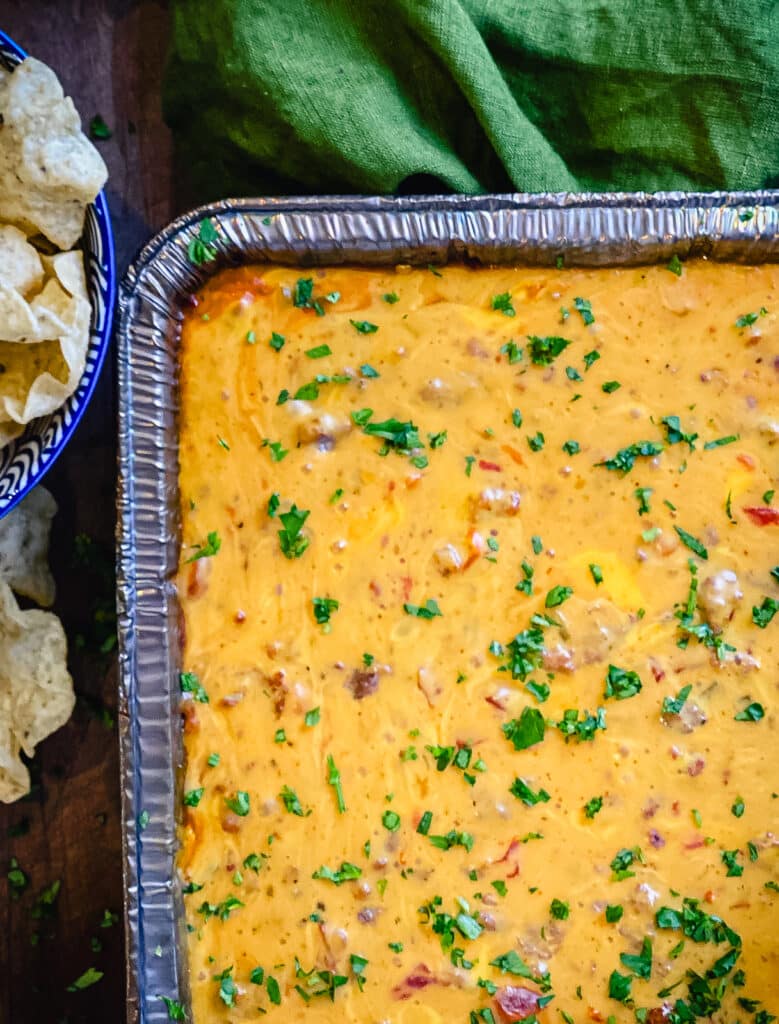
[116,191,779,1023]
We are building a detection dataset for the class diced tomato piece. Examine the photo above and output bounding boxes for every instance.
[744,506,779,525]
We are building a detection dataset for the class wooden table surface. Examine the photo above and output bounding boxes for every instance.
[1,4,177,1021]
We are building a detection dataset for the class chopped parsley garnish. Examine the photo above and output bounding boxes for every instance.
[198,895,244,921]
[573,297,594,325]
[545,584,572,608]
[382,810,401,832]
[752,596,778,627]
[353,410,424,461]
[721,849,744,877]
[674,525,708,559]
[563,439,580,455]
[304,707,320,727]
[269,331,285,351]
[492,292,515,317]
[500,340,523,364]
[278,504,310,559]
[293,277,326,316]
[428,829,474,852]
[620,936,653,978]
[276,389,289,404]
[662,415,698,450]
[243,852,265,873]
[428,430,447,448]
[735,701,764,722]
[608,969,632,1003]
[550,898,570,920]
[527,335,571,365]
[305,343,332,359]
[312,862,362,885]
[604,664,643,700]
[503,707,546,750]
[312,596,339,625]
[662,683,692,715]
[350,319,379,334]
[602,380,621,393]
[703,434,739,449]
[159,996,186,1020]
[383,292,399,303]
[583,349,600,369]
[610,846,643,881]
[490,623,545,681]
[675,560,734,659]
[527,431,545,451]
[605,904,624,923]
[404,599,442,619]
[417,810,433,835]
[224,791,250,816]
[262,439,288,461]
[584,796,603,819]
[187,219,218,265]
[183,788,204,807]
[565,365,583,382]
[667,254,683,276]
[597,440,663,474]
[509,777,551,806]
[213,966,237,1007]
[532,535,543,555]
[180,671,209,703]
[731,796,745,818]
[735,308,767,328]
[555,707,607,742]
[326,754,346,813]
[589,563,603,585]
[207,752,220,766]
[280,785,309,816]
[515,559,534,595]
[186,531,221,562]
[634,487,652,515]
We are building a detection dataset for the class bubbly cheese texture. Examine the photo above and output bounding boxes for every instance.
[178,262,779,1024]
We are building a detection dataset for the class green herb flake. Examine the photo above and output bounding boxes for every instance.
[305,344,332,359]
[404,598,442,619]
[752,596,778,628]
[602,380,621,394]
[280,785,309,816]
[735,701,764,722]
[491,292,515,317]
[604,664,642,701]
[550,898,570,920]
[674,525,708,560]
[503,707,546,750]
[597,441,664,475]
[662,684,692,715]
[312,862,362,885]
[546,584,572,608]
[67,967,104,992]
[605,904,623,923]
[584,796,603,819]
[383,292,399,303]
[527,431,545,452]
[186,531,221,563]
[563,439,580,455]
[731,796,745,818]
[527,335,571,366]
[268,331,285,351]
[278,504,310,559]
[667,254,683,276]
[312,596,339,625]
[159,995,186,1020]
[187,219,219,266]
[350,319,379,334]
[180,671,209,703]
[589,563,604,585]
[574,297,594,325]
[510,777,551,806]
[583,349,601,370]
[382,810,401,832]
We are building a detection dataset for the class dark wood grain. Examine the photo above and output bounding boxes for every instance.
[0,3,175,1022]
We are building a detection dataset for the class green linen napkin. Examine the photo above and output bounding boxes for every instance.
[164,0,779,198]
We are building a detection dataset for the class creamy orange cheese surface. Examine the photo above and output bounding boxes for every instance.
[177,262,779,1024]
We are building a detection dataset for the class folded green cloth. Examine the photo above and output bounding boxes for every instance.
[164,0,779,199]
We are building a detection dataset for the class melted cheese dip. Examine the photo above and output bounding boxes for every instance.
[178,262,778,1024]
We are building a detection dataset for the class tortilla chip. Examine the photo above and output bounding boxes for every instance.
[43,250,87,301]
[0,58,108,248]
[0,485,57,606]
[0,580,74,803]
[0,224,44,296]
[0,278,41,342]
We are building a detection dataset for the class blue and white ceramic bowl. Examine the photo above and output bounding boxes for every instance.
[0,29,115,518]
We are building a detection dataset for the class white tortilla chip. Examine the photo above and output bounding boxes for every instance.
[0,224,44,296]
[43,250,87,301]
[0,278,41,342]
[0,485,57,606]
[0,58,108,248]
[0,580,74,803]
